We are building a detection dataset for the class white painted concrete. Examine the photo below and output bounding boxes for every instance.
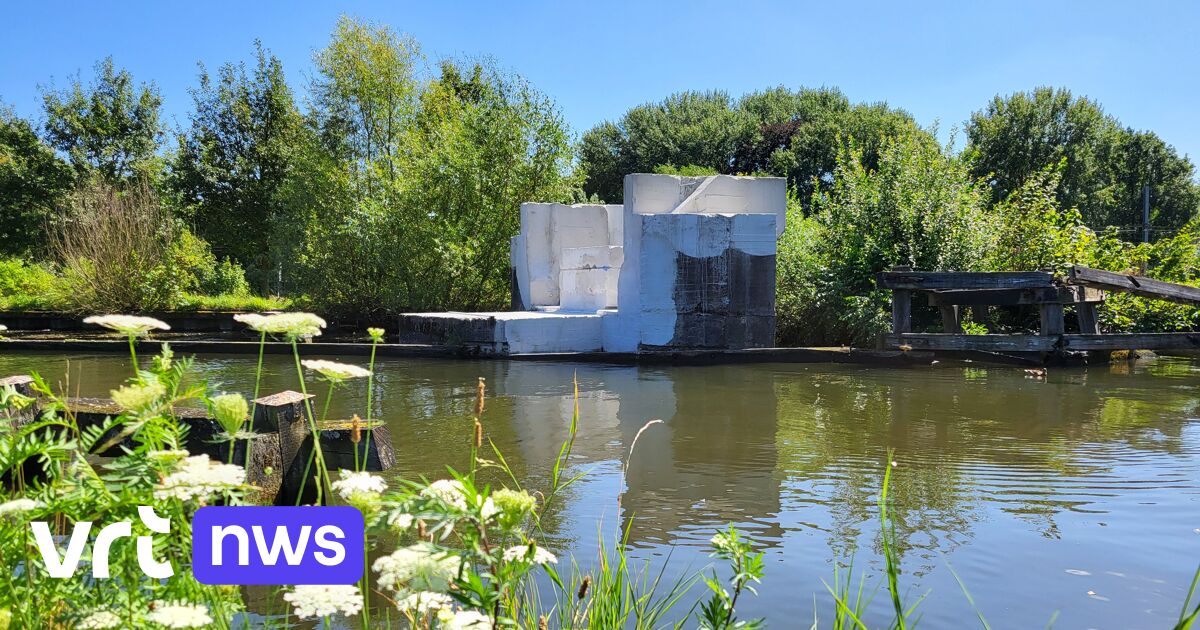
[512,203,623,309]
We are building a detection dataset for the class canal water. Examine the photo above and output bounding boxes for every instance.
[1,349,1198,629]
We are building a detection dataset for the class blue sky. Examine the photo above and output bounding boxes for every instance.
[2,1,1198,166]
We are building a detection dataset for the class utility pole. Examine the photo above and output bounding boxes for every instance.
[1143,185,1151,243]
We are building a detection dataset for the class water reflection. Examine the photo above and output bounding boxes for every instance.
[2,351,1198,628]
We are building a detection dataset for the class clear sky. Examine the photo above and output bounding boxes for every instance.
[2,0,1197,166]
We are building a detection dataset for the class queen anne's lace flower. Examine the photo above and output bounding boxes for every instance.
[283,584,364,619]
[389,512,415,531]
[422,479,468,510]
[83,315,170,336]
[76,610,122,629]
[395,591,453,615]
[374,544,461,593]
[0,324,7,332]
[210,393,248,431]
[0,498,40,517]
[110,381,166,412]
[154,454,245,501]
[147,449,190,462]
[301,360,371,380]
[331,470,387,500]
[145,602,212,628]
[438,609,492,630]
[236,312,325,338]
[502,544,558,565]
[367,327,386,342]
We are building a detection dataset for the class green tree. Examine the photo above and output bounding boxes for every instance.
[965,86,1199,233]
[579,91,755,202]
[579,86,926,205]
[0,106,73,257]
[170,42,301,289]
[278,17,575,315]
[41,57,164,184]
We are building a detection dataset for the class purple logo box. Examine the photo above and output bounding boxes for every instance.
[192,506,364,585]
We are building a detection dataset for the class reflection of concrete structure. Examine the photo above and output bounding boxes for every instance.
[400,174,787,354]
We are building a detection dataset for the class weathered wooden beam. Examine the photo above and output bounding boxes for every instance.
[892,290,912,334]
[926,286,1104,306]
[1061,333,1200,350]
[877,271,1055,291]
[1068,265,1200,305]
[939,305,962,333]
[885,334,1058,352]
[1039,304,1065,336]
[1075,303,1099,334]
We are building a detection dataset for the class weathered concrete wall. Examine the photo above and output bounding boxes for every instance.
[608,174,784,352]
[510,203,622,310]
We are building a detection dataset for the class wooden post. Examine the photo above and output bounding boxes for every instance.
[253,391,316,505]
[939,305,962,333]
[1039,304,1065,336]
[0,375,36,429]
[1076,303,1099,334]
[890,266,912,334]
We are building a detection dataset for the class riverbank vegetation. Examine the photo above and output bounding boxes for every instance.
[4,316,1197,628]
[1,15,1198,344]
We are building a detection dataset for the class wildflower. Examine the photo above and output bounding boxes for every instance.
[367,327,386,342]
[0,499,40,517]
[492,488,536,528]
[301,359,371,381]
[395,591,452,615]
[283,585,364,619]
[77,610,122,629]
[109,381,166,412]
[210,393,249,435]
[331,470,387,500]
[373,543,461,593]
[438,609,491,630]
[502,544,557,565]
[83,315,170,336]
[145,601,212,628]
[422,479,468,510]
[389,512,415,531]
[0,324,6,331]
[154,454,245,502]
[236,312,325,338]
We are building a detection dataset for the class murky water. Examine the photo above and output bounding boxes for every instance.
[2,349,1199,629]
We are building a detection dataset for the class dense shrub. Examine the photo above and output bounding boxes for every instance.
[172,229,250,296]
[777,135,992,346]
[50,180,184,312]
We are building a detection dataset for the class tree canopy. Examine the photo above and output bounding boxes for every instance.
[41,57,164,184]
[964,87,1199,233]
[0,106,73,257]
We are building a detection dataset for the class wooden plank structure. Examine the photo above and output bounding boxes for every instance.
[878,265,1200,356]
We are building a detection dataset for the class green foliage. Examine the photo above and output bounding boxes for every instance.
[579,86,927,205]
[169,42,301,289]
[278,18,576,315]
[653,164,719,176]
[700,525,765,629]
[41,57,164,184]
[965,87,1200,232]
[171,229,250,296]
[0,258,57,301]
[777,134,992,346]
[0,107,73,257]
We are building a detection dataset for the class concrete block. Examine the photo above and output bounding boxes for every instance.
[560,269,609,312]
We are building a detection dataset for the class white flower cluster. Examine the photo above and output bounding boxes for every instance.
[332,470,387,500]
[0,498,40,518]
[76,610,122,629]
[373,543,461,593]
[395,590,453,615]
[389,511,415,531]
[235,312,326,338]
[438,609,492,630]
[421,479,497,519]
[502,544,558,565]
[153,454,245,501]
[301,359,371,381]
[283,584,364,619]
[83,315,170,336]
[145,601,212,628]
